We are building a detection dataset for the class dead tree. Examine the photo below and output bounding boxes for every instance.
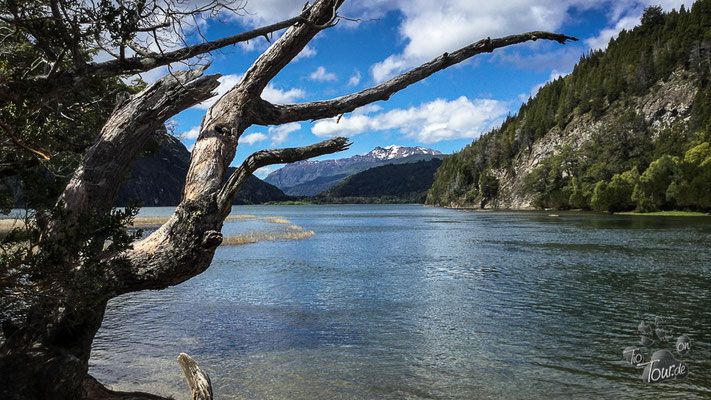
[0,0,576,398]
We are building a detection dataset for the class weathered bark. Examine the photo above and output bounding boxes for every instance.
[0,0,578,398]
[58,65,221,223]
[177,353,213,400]
[0,65,220,400]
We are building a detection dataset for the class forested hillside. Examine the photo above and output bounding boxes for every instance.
[427,2,711,212]
[314,159,443,203]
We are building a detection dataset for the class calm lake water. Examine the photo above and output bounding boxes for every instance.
[90,204,711,399]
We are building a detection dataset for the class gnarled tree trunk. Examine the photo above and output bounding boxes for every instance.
[0,0,576,398]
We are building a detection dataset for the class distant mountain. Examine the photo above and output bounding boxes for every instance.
[115,128,189,207]
[368,145,441,161]
[265,145,443,196]
[230,171,291,205]
[315,158,443,203]
[114,128,290,207]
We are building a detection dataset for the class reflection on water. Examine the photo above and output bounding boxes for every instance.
[91,205,711,399]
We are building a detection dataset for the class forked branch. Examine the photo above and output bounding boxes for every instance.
[216,137,351,213]
[251,31,578,125]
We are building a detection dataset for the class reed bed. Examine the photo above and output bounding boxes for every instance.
[129,214,258,227]
[264,217,291,224]
[221,225,314,246]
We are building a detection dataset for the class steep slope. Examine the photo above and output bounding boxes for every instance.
[115,129,289,206]
[265,145,443,196]
[428,2,711,212]
[115,128,190,206]
[231,172,291,204]
[315,159,443,203]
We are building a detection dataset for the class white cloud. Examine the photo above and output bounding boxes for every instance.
[312,96,508,144]
[195,74,304,109]
[254,165,278,179]
[262,85,305,104]
[239,132,268,145]
[308,66,337,82]
[370,1,579,82]
[236,0,306,26]
[348,70,362,86]
[585,15,639,50]
[180,125,201,140]
[294,45,317,61]
[269,123,301,145]
[195,74,242,110]
[367,1,695,82]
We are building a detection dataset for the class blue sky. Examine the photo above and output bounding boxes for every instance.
[155,0,694,178]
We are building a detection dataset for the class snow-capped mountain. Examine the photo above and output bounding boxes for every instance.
[264,145,444,196]
[367,145,442,161]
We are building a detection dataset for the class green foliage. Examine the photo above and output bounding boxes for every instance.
[666,142,711,209]
[0,2,150,323]
[428,0,711,212]
[633,155,681,211]
[320,159,443,204]
[0,203,142,320]
[591,168,639,212]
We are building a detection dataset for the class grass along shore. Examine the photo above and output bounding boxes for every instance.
[1,215,316,246]
[614,211,711,216]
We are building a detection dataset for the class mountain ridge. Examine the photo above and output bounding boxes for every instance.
[265,145,443,196]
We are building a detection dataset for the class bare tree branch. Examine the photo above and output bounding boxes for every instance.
[79,11,311,79]
[250,31,578,126]
[216,137,351,213]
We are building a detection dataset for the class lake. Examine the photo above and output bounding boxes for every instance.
[90,204,711,399]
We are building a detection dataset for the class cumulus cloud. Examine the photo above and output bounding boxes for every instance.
[367,0,695,82]
[347,70,362,86]
[585,15,640,50]
[179,125,201,140]
[195,74,304,109]
[294,45,317,61]
[262,85,306,104]
[239,132,268,145]
[235,0,306,26]
[370,1,579,82]
[312,96,508,144]
[308,66,338,82]
[269,123,301,145]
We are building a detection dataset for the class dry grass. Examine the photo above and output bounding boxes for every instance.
[0,219,28,233]
[130,214,258,227]
[221,225,315,246]
[131,216,171,226]
[264,217,290,224]
[227,215,257,220]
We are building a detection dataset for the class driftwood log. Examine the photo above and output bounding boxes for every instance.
[178,354,213,400]
[0,0,577,398]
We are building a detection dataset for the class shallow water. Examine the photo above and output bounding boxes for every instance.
[90,205,711,399]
